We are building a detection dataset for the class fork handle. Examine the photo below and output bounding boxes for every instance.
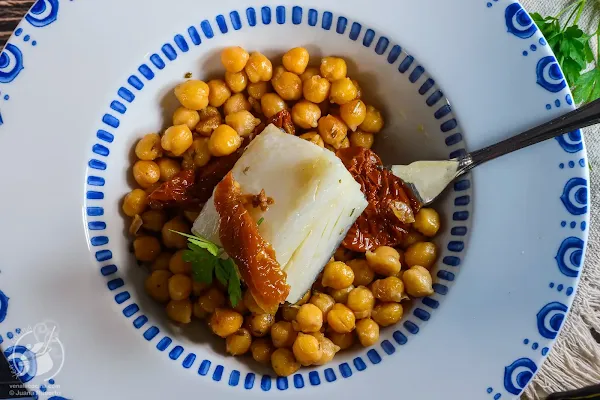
[457,97,600,175]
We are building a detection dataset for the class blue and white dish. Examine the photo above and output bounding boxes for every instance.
[0,0,588,399]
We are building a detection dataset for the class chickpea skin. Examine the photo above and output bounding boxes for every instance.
[135,133,163,160]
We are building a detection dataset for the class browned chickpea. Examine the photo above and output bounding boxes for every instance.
[247,81,270,99]
[174,80,209,110]
[300,66,320,82]
[223,93,251,116]
[355,318,379,347]
[328,285,354,303]
[208,124,242,157]
[349,130,374,149]
[347,259,375,286]
[226,328,252,356]
[271,321,298,348]
[245,52,273,83]
[366,246,402,276]
[296,290,312,306]
[272,71,302,101]
[207,79,231,107]
[404,242,438,269]
[339,137,350,149]
[293,333,322,366]
[327,303,356,333]
[322,261,354,290]
[185,137,212,168]
[169,250,192,274]
[299,132,324,147]
[141,209,167,232]
[292,303,323,333]
[251,338,274,364]
[133,160,160,188]
[133,236,161,262]
[221,46,249,72]
[282,47,310,74]
[334,246,353,262]
[210,308,244,338]
[156,158,181,182]
[340,99,367,131]
[318,114,348,148]
[184,210,200,223]
[145,270,172,303]
[330,78,358,105]
[326,329,355,350]
[193,299,209,319]
[195,106,222,137]
[225,110,261,137]
[172,107,200,130]
[309,292,335,319]
[243,291,265,314]
[371,302,403,327]
[359,105,384,133]
[281,305,299,322]
[347,286,375,319]
[261,93,288,118]
[292,100,321,129]
[248,96,262,114]
[271,348,300,377]
[123,189,148,217]
[246,313,275,337]
[224,70,248,93]
[303,75,331,103]
[320,57,347,81]
[135,133,163,160]
[313,335,340,366]
[413,208,441,237]
[193,281,209,296]
[198,287,226,313]
[371,277,406,303]
[151,252,172,271]
[166,299,192,324]
[168,273,193,301]
[403,265,434,297]
[161,217,190,249]
[161,125,193,156]
[401,230,426,249]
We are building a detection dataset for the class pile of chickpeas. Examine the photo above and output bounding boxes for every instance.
[121,45,441,376]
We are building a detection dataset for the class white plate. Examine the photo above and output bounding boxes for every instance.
[0,0,589,399]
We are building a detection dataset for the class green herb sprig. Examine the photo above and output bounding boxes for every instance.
[171,231,242,306]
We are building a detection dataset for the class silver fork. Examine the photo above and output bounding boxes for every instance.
[391,98,600,206]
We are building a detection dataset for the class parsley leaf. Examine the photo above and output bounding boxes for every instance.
[573,68,600,103]
[257,217,264,226]
[215,259,230,286]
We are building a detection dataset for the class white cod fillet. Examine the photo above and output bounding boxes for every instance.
[193,125,368,303]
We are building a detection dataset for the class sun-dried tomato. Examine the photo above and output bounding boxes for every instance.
[268,109,295,135]
[148,169,196,210]
[337,147,421,252]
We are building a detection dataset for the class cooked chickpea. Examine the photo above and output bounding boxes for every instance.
[271,348,300,377]
[172,107,200,130]
[347,286,375,319]
[347,259,375,286]
[300,66,320,82]
[145,270,172,303]
[162,217,190,249]
[359,105,384,133]
[174,80,209,110]
[328,285,354,303]
[169,250,192,274]
[272,71,302,101]
[320,57,347,81]
[281,305,299,322]
[243,291,265,314]
[123,189,148,217]
[327,303,356,333]
[282,47,310,74]
[193,281,209,296]
[322,261,354,290]
[208,124,242,157]
[309,292,335,319]
[371,302,403,327]
[206,79,231,107]
[210,308,244,338]
[292,303,323,333]
[371,277,406,303]
[326,330,355,350]
[198,287,226,313]
[295,290,312,306]
[271,321,298,348]
[226,328,252,356]
[293,333,322,366]
[223,93,251,116]
[193,300,209,319]
[166,299,192,324]
[272,65,286,81]
[221,46,250,72]
[303,75,331,103]
[248,97,262,115]
[413,208,441,237]
[161,125,193,156]
[318,114,348,148]
[168,274,193,301]
[334,246,353,262]
[151,252,172,271]
[225,110,261,137]
[188,138,212,168]
[251,338,274,364]
[246,313,275,337]
[291,100,321,129]
[401,230,426,249]
[349,130,375,149]
[224,70,248,93]
[329,78,358,105]
[355,318,379,347]
[404,242,438,269]
[245,52,273,83]
[195,106,222,136]
[156,158,181,182]
[260,93,288,118]
[352,79,362,98]
[133,160,160,188]
[366,246,402,276]
[313,336,340,366]
[299,132,324,147]
[135,133,163,160]
[340,137,350,148]
[340,99,367,131]
[133,236,161,262]
[403,265,434,297]
[141,209,167,232]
